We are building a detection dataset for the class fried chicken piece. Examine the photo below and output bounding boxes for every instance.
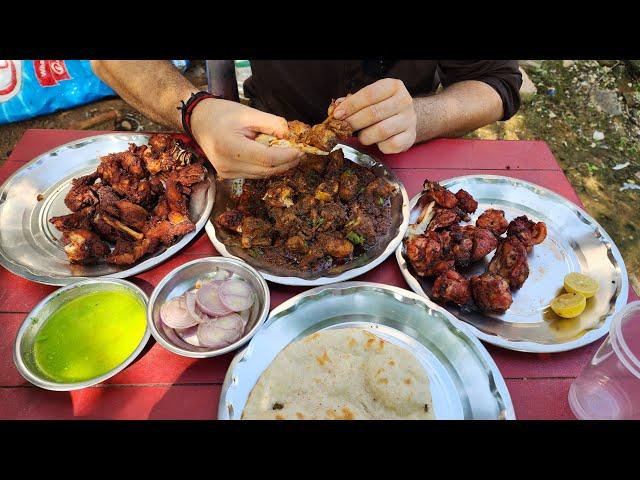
[405,231,442,277]
[432,270,472,306]
[506,215,547,253]
[148,133,172,152]
[50,207,95,232]
[165,177,189,218]
[294,194,318,215]
[106,238,154,266]
[470,273,513,313]
[364,178,396,199]
[422,179,458,209]
[488,236,530,290]
[455,189,478,214]
[299,153,327,174]
[476,209,509,236]
[172,163,207,186]
[64,172,99,212]
[317,233,354,259]
[338,170,359,201]
[346,204,376,243]
[285,235,308,253]
[92,213,132,242]
[325,149,346,176]
[314,180,339,202]
[141,148,176,175]
[281,101,353,153]
[318,202,347,231]
[62,229,110,264]
[262,183,294,208]
[110,201,149,230]
[216,210,245,233]
[95,213,144,240]
[143,215,195,247]
[240,216,272,249]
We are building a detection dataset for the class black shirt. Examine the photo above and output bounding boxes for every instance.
[243,60,522,125]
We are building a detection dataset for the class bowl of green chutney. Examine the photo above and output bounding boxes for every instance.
[14,278,150,391]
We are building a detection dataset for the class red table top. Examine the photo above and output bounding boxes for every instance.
[1,129,636,420]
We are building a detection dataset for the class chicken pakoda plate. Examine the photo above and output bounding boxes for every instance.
[49,134,209,266]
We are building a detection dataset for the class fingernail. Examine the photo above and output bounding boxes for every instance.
[334,109,345,119]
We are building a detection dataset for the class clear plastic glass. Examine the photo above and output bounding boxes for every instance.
[569,301,640,419]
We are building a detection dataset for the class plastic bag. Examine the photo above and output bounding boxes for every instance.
[0,60,189,125]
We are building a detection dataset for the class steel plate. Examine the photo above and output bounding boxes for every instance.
[206,144,409,286]
[396,175,629,353]
[218,282,515,420]
[0,133,215,285]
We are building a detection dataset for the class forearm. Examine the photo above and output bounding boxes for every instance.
[90,60,200,130]
[413,80,504,142]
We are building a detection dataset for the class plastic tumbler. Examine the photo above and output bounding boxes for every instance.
[569,301,640,419]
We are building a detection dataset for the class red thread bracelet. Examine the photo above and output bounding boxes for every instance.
[178,91,222,142]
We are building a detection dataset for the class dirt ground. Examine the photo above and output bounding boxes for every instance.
[1,60,637,294]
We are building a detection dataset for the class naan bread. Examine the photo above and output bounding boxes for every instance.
[242,328,434,420]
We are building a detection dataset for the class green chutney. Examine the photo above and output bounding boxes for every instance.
[33,289,147,383]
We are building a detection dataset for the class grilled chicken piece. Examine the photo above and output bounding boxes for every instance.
[422,179,458,209]
[405,231,442,277]
[488,235,530,290]
[470,273,513,313]
[216,210,245,233]
[62,229,110,264]
[471,227,499,261]
[240,216,272,249]
[455,189,478,214]
[50,207,95,232]
[432,270,472,306]
[64,172,99,212]
[506,215,547,253]
[407,200,436,238]
[476,209,509,236]
[428,208,461,231]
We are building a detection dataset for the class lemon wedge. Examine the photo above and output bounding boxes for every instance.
[551,292,587,318]
[564,272,599,298]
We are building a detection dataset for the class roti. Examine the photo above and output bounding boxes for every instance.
[242,328,434,420]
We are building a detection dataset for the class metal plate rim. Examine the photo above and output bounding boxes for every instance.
[205,144,410,286]
[0,133,215,286]
[217,281,515,420]
[395,174,629,353]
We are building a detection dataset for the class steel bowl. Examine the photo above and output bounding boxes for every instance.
[13,278,150,391]
[148,257,270,358]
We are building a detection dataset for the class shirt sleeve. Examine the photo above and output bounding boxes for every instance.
[437,60,522,120]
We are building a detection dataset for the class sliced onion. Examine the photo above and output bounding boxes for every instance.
[184,290,204,324]
[211,268,232,281]
[175,325,201,347]
[196,313,244,348]
[218,279,255,312]
[196,282,234,317]
[238,308,251,328]
[161,296,199,329]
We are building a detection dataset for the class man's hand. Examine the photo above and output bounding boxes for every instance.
[191,98,302,179]
[332,78,417,154]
